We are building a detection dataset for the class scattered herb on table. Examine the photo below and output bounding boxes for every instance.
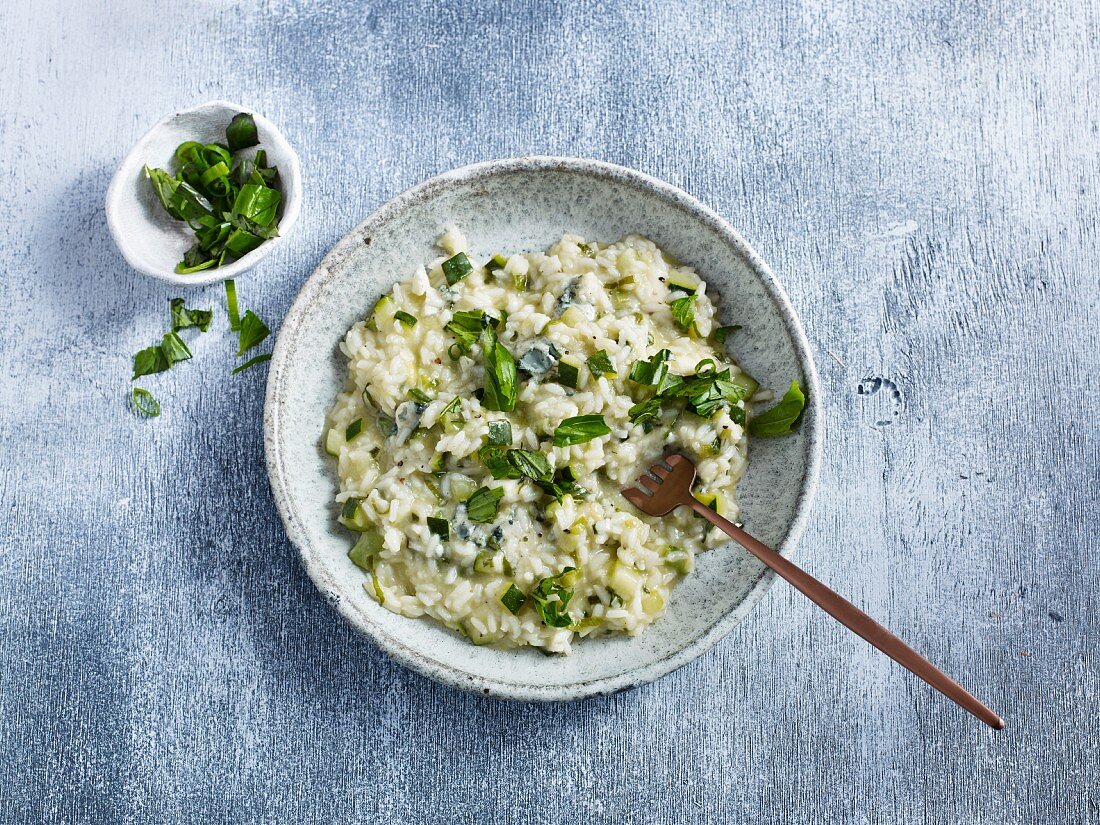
[144,112,281,274]
[131,388,160,417]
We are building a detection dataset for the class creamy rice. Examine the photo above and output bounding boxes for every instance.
[324,229,757,652]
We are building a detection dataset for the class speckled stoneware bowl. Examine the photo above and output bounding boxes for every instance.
[105,100,302,286]
[265,157,823,700]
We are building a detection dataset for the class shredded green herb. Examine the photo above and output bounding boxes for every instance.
[749,381,806,437]
[408,388,432,405]
[393,310,417,327]
[530,567,579,627]
[586,350,616,377]
[628,397,663,431]
[487,420,512,446]
[131,388,160,417]
[236,310,270,355]
[170,298,213,332]
[144,113,280,274]
[445,309,494,356]
[714,325,741,344]
[628,349,671,385]
[670,294,696,331]
[232,352,272,374]
[480,326,518,412]
[552,414,611,447]
[439,397,465,433]
[225,280,241,330]
[466,486,504,523]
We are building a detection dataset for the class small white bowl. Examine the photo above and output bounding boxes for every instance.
[105,100,302,286]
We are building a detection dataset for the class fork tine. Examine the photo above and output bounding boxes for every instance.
[650,464,671,480]
[663,452,684,467]
[622,487,650,508]
[638,474,660,492]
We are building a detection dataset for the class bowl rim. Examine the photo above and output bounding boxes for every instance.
[264,156,824,700]
[104,99,303,287]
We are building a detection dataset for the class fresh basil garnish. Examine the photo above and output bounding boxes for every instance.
[586,350,615,377]
[393,310,417,327]
[552,414,610,447]
[236,310,270,355]
[170,298,213,332]
[480,326,518,412]
[487,420,512,446]
[670,294,696,331]
[225,112,260,152]
[530,567,579,628]
[713,325,741,344]
[628,397,663,431]
[466,486,504,524]
[749,381,806,437]
[232,353,272,375]
[628,349,671,385]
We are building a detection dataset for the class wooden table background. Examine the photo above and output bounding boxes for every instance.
[1,1,1096,822]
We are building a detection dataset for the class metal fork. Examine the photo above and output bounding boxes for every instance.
[624,453,1005,729]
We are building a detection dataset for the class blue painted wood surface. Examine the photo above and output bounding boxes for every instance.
[1,1,1096,822]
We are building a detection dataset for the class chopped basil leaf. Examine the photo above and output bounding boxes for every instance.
[553,414,611,447]
[132,345,170,379]
[530,567,578,627]
[714,325,741,344]
[394,310,417,327]
[500,583,526,614]
[439,397,465,433]
[170,298,213,332]
[236,309,270,355]
[222,281,240,331]
[535,466,587,503]
[507,449,552,482]
[445,309,491,355]
[749,381,806,437]
[160,331,192,366]
[487,420,512,446]
[466,486,504,523]
[145,116,280,273]
[408,388,432,405]
[480,326,518,412]
[628,349,671,385]
[232,352,272,375]
[427,516,451,540]
[586,350,616,377]
[131,387,160,417]
[628,397,663,431]
[346,418,365,441]
[226,112,260,152]
[670,294,696,331]
[442,252,473,285]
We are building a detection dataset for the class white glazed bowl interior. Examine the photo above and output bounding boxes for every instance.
[105,100,302,286]
[265,157,822,700]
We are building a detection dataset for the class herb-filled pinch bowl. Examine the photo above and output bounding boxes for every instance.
[105,100,303,287]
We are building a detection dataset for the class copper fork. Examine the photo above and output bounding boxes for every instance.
[624,453,1005,730]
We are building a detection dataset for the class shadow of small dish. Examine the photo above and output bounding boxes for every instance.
[265,157,823,701]
[105,99,302,287]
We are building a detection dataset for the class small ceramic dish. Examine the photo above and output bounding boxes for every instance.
[264,157,823,700]
[105,100,302,286]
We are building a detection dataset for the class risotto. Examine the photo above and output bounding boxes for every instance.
[324,229,760,652]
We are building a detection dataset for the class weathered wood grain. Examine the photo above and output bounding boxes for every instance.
[0,0,1096,822]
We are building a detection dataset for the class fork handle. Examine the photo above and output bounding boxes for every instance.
[687,498,1005,730]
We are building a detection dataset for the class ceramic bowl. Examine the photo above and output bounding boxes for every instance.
[264,157,823,700]
[105,100,302,286]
